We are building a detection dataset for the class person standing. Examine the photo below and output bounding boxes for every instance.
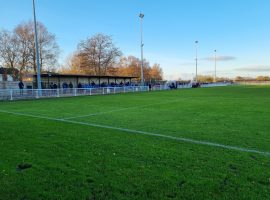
[69,82,73,89]
[18,80,24,95]
[50,82,54,89]
[53,83,57,89]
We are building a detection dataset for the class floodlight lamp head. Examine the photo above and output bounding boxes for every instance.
[139,13,144,18]
[195,41,198,44]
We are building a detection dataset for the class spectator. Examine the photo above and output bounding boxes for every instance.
[50,82,54,89]
[78,82,82,88]
[149,83,152,91]
[18,80,24,95]
[62,82,68,94]
[69,82,73,89]
[101,82,106,87]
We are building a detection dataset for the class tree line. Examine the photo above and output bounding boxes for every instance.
[194,75,232,83]
[196,76,270,82]
[190,75,270,83]
[235,76,270,81]
[0,22,163,81]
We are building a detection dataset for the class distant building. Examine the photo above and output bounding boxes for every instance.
[0,67,19,82]
[0,67,20,89]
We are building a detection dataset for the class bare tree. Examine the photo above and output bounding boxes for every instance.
[14,24,32,76]
[0,21,60,78]
[77,33,122,75]
[60,53,86,74]
[0,30,19,79]
[14,21,60,73]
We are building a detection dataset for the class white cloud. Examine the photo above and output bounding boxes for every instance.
[235,65,270,72]
[203,56,236,62]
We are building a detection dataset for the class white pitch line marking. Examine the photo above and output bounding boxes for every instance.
[1,109,270,157]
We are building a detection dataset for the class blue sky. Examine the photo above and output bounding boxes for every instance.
[0,0,269,79]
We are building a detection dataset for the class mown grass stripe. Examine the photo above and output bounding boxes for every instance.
[61,99,183,120]
[1,109,270,157]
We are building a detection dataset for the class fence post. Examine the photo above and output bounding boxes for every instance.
[57,89,60,97]
[90,88,92,96]
[74,89,77,97]
[103,87,105,95]
[35,90,39,99]
[10,90,13,101]
[114,87,116,94]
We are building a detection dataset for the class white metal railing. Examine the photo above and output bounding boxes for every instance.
[0,83,234,101]
[177,84,192,89]
[152,85,168,91]
[200,82,233,88]
[152,83,232,90]
[0,86,149,101]
[237,81,270,86]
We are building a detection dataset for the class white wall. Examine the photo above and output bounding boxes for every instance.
[7,75,13,81]
[0,81,19,89]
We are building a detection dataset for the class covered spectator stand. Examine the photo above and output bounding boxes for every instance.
[33,73,138,89]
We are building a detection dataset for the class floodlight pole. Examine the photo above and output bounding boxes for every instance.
[33,0,42,93]
[139,13,144,86]
[195,41,198,82]
[214,50,217,82]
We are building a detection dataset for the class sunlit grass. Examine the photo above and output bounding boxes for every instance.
[1,86,270,199]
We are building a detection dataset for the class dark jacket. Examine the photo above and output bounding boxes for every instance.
[18,81,24,89]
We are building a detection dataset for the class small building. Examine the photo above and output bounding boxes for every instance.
[31,73,138,89]
[0,67,19,82]
[0,67,20,89]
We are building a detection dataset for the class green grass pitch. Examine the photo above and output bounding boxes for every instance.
[0,86,270,199]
